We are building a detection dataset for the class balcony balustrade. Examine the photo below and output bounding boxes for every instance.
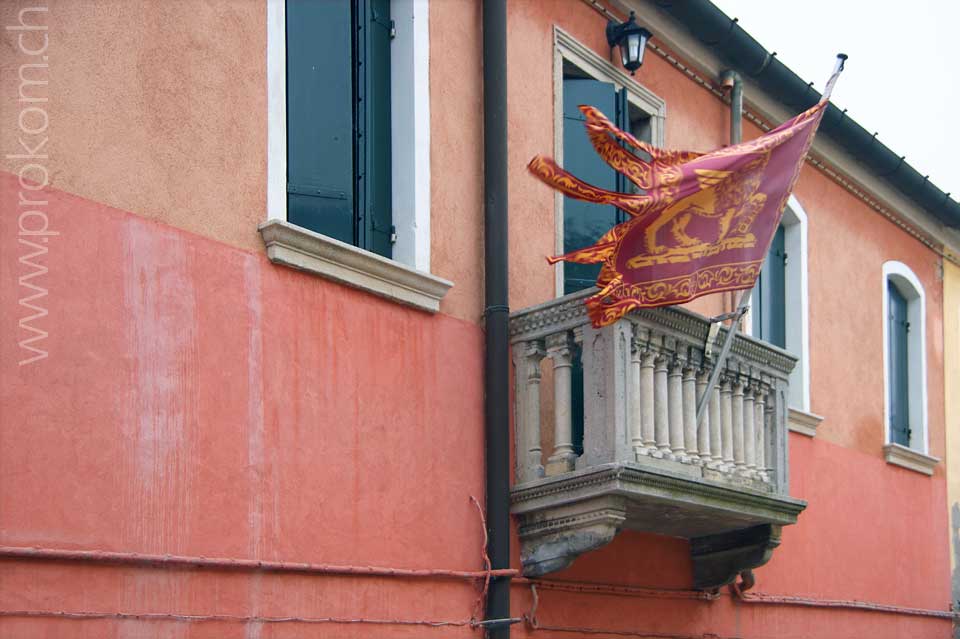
[510,290,806,589]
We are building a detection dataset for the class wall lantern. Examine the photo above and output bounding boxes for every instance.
[606,11,652,75]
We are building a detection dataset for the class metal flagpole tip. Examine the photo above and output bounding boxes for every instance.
[836,53,848,70]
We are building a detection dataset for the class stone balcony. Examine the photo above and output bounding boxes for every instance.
[510,290,806,589]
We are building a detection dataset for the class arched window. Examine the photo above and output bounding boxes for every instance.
[881,261,935,473]
[750,196,811,414]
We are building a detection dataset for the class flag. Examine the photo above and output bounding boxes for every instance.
[529,57,845,327]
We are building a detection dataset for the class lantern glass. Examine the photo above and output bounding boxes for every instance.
[626,32,641,66]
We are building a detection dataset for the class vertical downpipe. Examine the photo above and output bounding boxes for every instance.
[721,69,742,315]
[722,69,743,147]
[483,0,510,637]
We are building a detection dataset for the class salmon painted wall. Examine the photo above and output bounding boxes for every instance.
[0,0,953,637]
[0,171,488,637]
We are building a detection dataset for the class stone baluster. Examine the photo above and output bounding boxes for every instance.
[668,357,685,461]
[720,378,734,471]
[653,354,671,458]
[709,382,722,469]
[629,340,643,456]
[545,332,576,474]
[639,348,657,457]
[696,369,711,464]
[765,387,778,483]
[732,378,746,472]
[755,385,767,482]
[682,363,698,463]
[743,381,756,477]
[512,340,545,483]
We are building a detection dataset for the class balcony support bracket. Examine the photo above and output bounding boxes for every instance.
[517,495,627,577]
[690,524,781,589]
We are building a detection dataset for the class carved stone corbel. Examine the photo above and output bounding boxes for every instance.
[517,495,627,577]
[690,524,781,589]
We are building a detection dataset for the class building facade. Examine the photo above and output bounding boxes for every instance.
[1,0,957,637]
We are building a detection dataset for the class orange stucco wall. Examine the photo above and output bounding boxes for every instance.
[0,0,952,637]
[0,0,268,254]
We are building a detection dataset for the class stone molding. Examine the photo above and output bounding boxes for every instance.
[512,463,804,521]
[788,408,824,437]
[258,220,453,313]
[883,443,939,476]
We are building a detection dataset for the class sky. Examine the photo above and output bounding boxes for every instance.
[711,0,960,200]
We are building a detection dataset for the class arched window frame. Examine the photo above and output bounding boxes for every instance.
[881,261,931,458]
[745,196,813,421]
[781,195,811,413]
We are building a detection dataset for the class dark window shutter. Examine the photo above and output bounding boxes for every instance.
[562,78,619,294]
[753,224,786,349]
[357,0,393,258]
[888,281,911,446]
[286,0,355,244]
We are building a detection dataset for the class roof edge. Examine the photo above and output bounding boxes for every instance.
[650,0,959,229]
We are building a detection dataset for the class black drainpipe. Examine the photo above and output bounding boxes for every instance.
[482,0,511,637]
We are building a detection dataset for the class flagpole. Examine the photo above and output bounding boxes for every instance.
[695,287,751,430]
[695,53,846,431]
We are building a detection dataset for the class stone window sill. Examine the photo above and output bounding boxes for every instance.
[258,220,453,313]
[788,407,824,437]
[883,443,939,476]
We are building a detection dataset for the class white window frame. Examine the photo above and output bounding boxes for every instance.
[266,0,431,271]
[262,0,450,313]
[881,260,929,455]
[552,27,666,297]
[745,195,811,414]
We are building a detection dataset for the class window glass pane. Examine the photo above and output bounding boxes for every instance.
[562,77,618,294]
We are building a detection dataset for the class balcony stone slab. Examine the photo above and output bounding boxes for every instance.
[512,462,805,584]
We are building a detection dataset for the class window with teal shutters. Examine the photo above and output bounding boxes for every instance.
[752,224,786,349]
[888,281,911,446]
[286,0,393,258]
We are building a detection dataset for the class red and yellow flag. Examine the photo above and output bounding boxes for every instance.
[530,61,843,327]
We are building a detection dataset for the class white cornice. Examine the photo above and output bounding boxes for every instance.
[787,408,823,438]
[883,443,939,476]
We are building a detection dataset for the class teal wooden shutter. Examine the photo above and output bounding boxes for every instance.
[753,225,786,348]
[286,0,355,244]
[286,0,392,258]
[357,0,393,258]
[888,282,911,446]
[562,78,619,294]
